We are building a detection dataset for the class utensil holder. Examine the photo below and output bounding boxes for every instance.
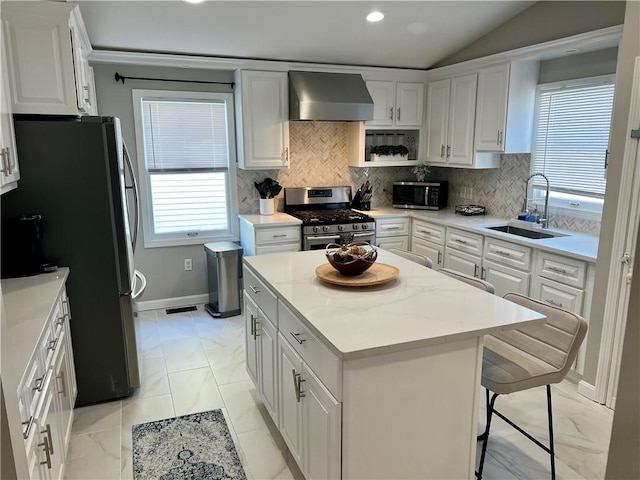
[260,198,275,215]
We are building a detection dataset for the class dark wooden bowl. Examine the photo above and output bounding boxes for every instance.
[325,242,378,276]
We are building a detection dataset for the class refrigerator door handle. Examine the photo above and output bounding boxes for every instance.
[123,142,140,252]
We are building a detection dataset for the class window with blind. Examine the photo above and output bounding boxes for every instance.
[530,76,615,215]
[132,90,238,247]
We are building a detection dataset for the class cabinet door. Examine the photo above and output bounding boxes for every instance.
[53,329,73,455]
[244,296,259,386]
[447,74,477,166]
[395,82,424,126]
[482,259,530,297]
[61,293,77,405]
[377,236,409,251]
[37,373,64,480]
[0,20,20,193]
[302,365,341,480]
[256,243,300,255]
[412,238,444,268]
[365,80,395,126]
[531,277,584,315]
[474,64,509,152]
[444,249,481,278]
[425,79,450,164]
[258,317,279,426]
[278,334,303,466]
[237,71,289,170]
[3,3,79,115]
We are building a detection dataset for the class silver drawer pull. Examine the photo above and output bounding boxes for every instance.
[272,234,287,238]
[384,226,401,231]
[292,369,305,402]
[549,266,568,274]
[454,238,469,244]
[39,437,52,469]
[290,332,306,345]
[546,299,563,308]
[56,316,64,326]
[417,229,431,235]
[47,337,59,351]
[22,416,34,439]
[249,285,261,294]
[32,375,45,392]
[56,371,67,397]
[495,250,511,257]
[41,423,54,455]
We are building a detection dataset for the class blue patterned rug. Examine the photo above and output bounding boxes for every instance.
[132,409,247,480]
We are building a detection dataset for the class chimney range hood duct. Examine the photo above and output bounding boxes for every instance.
[288,71,374,121]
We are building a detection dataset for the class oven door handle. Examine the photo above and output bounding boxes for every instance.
[307,232,374,241]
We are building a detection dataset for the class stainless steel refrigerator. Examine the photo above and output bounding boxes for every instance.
[1,116,141,405]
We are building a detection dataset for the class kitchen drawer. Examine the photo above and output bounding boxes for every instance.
[377,236,409,251]
[256,243,300,255]
[278,300,341,400]
[412,219,445,245]
[531,276,584,315]
[484,237,532,271]
[535,251,586,289]
[256,226,301,245]
[38,316,55,368]
[376,217,409,238]
[19,354,46,430]
[243,265,278,323]
[446,228,484,256]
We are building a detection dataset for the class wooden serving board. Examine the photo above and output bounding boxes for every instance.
[315,263,399,287]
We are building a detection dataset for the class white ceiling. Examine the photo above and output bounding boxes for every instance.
[77,1,536,70]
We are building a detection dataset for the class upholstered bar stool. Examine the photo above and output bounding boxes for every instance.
[437,268,495,293]
[388,247,433,268]
[477,293,588,480]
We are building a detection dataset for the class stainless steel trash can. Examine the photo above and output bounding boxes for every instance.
[204,242,243,318]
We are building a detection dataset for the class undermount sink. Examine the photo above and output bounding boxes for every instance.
[485,225,567,240]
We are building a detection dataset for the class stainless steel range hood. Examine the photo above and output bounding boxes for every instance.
[289,71,374,121]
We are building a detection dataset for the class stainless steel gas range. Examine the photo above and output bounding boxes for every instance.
[284,186,376,251]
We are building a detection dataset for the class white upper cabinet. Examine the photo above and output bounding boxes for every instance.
[474,64,510,152]
[2,2,97,116]
[235,70,289,170]
[0,18,19,194]
[425,74,478,167]
[365,80,424,127]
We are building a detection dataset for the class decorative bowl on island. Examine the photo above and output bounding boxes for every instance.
[325,242,378,276]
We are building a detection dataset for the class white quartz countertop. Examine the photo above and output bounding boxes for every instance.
[244,250,545,359]
[2,268,69,378]
[238,213,301,227]
[365,208,599,263]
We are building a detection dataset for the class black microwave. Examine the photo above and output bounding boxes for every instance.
[392,181,448,210]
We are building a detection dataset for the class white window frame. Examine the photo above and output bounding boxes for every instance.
[132,89,239,248]
[529,75,615,221]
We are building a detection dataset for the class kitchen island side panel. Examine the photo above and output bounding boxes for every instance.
[341,336,483,479]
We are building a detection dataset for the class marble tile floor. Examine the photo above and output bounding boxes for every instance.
[63,306,613,480]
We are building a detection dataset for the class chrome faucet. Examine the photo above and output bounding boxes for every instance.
[523,173,550,229]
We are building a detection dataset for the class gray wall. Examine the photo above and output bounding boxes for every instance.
[92,64,234,303]
[435,1,625,67]
[538,47,618,84]
[1,383,17,480]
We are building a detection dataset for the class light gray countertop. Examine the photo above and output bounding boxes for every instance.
[2,268,69,379]
[244,250,545,360]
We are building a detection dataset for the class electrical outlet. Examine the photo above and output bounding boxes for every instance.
[184,258,193,271]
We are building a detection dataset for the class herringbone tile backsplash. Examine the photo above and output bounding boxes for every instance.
[236,122,601,236]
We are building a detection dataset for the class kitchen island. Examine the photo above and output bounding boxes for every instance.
[243,249,546,479]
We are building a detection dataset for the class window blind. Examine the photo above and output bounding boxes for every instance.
[142,98,229,171]
[531,81,614,197]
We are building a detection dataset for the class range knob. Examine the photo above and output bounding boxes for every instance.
[352,224,359,230]
[361,224,368,230]
[338,225,345,231]
[323,226,330,232]
[313,226,320,233]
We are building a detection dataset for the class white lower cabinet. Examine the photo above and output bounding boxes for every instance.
[377,236,409,250]
[482,259,530,297]
[277,333,341,480]
[239,216,301,256]
[244,295,279,425]
[376,216,409,251]
[531,276,584,315]
[412,237,444,268]
[444,248,482,278]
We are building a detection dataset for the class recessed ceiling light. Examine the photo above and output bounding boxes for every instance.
[366,11,384,22]
[183,0,205,4]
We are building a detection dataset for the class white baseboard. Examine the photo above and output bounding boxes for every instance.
[578,379,597,401]
[135,294,209,312]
